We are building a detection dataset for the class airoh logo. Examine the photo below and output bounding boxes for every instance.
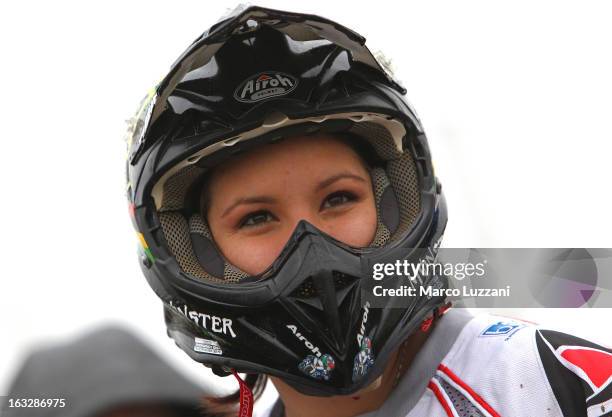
[234,71,298,103]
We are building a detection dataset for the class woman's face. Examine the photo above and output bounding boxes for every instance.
[205,134,378,275]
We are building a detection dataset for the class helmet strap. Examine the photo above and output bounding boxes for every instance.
[393,302,453,388]
[231,369,254,417]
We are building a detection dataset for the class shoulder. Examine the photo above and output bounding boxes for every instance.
[432,313,611,417]
[535,327,612,417]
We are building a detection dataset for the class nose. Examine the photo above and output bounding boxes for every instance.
[285,208,328,239]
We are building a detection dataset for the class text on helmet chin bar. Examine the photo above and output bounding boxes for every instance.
[356,301,370,346]
[169,301,236,338]
[287,325,322,358]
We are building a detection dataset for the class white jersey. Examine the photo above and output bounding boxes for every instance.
[264,310,612,417]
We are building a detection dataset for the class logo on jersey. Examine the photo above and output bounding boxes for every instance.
[234,71,298,103]
[480,321,524,337]
[556,346,612,391]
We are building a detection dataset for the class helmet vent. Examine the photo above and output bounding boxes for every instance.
[289,271,359,352]
[291,272,355,300]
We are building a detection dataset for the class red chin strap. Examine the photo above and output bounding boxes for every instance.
[421,302,453,332]
[231,370,254,417]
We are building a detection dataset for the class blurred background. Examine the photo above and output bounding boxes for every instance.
[1,0,611,412]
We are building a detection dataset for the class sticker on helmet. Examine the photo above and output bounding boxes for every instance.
[194,337,223,355]
[299,354,335,381]
[287,324,336,380]
[356,301,370,347]
[352,336,375,382]
[125,87,157,162]
[287,324,331,358]
[234,71,298,103]
[169,300,237,338]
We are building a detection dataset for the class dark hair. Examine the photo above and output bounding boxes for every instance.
[200,373,268,416]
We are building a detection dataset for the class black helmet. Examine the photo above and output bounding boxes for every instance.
[125,5,447,396]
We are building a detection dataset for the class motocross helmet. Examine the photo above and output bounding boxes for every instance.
[125,5,448,396]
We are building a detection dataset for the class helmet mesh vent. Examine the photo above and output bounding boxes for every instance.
[159,212,223,282]
[386,155,420,241]
[160,165,204,211]
[349,122,402,160]
[370,168,392,247]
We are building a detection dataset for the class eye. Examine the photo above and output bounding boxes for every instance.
[321,191,357,210]
[239,210,276,228]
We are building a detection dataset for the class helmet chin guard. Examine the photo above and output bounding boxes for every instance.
[125,5,448,396]
[160,214,447,396]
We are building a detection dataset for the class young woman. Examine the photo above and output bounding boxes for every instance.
[125,6,611,417]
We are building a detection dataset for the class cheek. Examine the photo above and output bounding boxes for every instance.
[214,231,290,276]
[322,201,378,248]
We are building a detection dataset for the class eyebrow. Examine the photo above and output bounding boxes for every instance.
[220,172,367,218]
[221,196,278,218]
[316,172,367,190]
